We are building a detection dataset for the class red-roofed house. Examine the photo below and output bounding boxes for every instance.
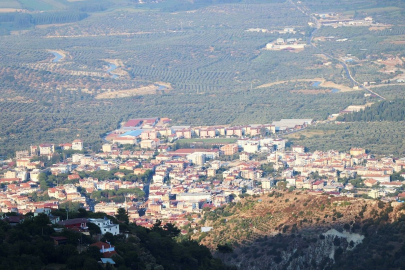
[91,242,117,258]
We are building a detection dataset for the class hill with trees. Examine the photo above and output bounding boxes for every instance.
[0,209,235,270]
[193,190,405,269]
[337,99,405,122]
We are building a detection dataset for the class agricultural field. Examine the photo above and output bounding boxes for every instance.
[1,0,405,156]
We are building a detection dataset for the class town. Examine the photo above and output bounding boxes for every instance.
[1,117,404,236]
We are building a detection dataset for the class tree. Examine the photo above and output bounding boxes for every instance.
[163,223,181,238]
[115,207,129,224]
[217,244,233,253]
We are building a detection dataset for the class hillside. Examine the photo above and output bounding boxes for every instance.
[337,99,405,122]
[0,210,235,270]
[285,121,405,156]
[4,0,405,156]
[193,191,405,269]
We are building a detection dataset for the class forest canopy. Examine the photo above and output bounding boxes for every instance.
[337,99,405,122]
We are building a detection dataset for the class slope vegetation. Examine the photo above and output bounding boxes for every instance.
[195,191,405,269]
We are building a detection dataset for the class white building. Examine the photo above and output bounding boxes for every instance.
[243,143,259,153]
[88,218,119,235]
[187,153,206,166]
[72,140,84,151]
[39,144,55,155]
[30,169,41,182]
[72,154,85,163]
[176,193,211,203]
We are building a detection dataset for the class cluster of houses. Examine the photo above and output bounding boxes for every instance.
[267,147,405,199]
[316,14,379,28]
[105,117,313,148]
[1,117,405,232]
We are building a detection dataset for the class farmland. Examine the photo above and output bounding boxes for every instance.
[0,0,405,156]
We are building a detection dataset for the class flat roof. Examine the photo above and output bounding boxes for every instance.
[120,130,143,137]
[272,119,313,128]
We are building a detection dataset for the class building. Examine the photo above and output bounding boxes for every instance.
[113,137,137,145]
[243,143,259,153]
[140,139,160,149]
[221,144,239,155]
[240,152,250,161]
[262,179,272,189]
[350,148,365,156]
[91,241,117,258]
[30,145,39,156]
[72,140,84,151]
[15,150,29,159]
[188,153,206,166]
[176,193,211,203]
[58,218,88,230]
[39,144,55,155]
[88,218,119,235]
[292,145,305,153]
[102,144,112,153]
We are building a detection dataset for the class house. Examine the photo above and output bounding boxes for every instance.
[140,139,160,149]
[72,140,84,151]
[350,148,365,156]
[4,215,25,226]
[91,241,117,258]
[88,218,119,235]
[113,137,137,145]
[221,144,239,155]
[59,143,72,150]
[58,218,88,230]
[363,178,378,187]
[360,174,390,183]
[240,152,250,161]
[39,144,55,155]
[313,180,325,190]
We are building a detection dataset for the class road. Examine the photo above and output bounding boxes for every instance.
[287,0,386,100]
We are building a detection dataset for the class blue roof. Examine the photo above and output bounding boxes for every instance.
[120,130,143,137]
[101,258,115,264]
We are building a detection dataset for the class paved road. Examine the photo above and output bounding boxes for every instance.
[288,0,386,100]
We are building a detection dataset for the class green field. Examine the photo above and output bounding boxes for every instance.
[0,0,405,156]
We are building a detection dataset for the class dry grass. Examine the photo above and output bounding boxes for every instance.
[256,78,355,92]
[95,82,172,99]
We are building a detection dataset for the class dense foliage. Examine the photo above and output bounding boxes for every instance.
[337,99,405,122]
[0,210,234,270]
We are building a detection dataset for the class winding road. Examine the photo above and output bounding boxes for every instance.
[287,0,386,100]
